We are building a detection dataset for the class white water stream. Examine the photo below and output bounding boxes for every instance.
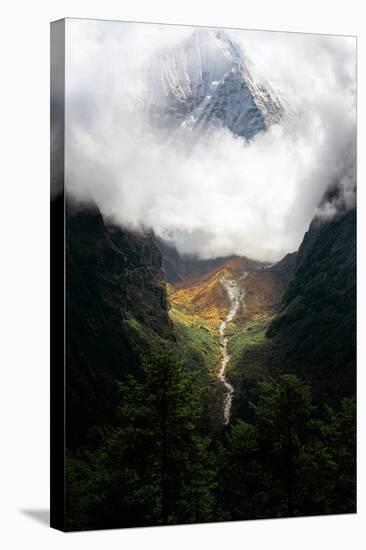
[218,276,245,424]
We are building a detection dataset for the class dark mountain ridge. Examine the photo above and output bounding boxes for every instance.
[266,207,356,401]
[155,236,236,284]
[66,202,173,447]
[155,235,268,285]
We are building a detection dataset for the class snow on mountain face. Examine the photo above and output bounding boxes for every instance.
[146,29,285,140]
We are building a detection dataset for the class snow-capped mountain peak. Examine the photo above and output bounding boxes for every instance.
[146,29,285,140]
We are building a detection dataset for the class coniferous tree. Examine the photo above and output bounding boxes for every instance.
[319,395,356,513]
[252,375,316,517]
[216,420,263,520]
[66,345,215,528]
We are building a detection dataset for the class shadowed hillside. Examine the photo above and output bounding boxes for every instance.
[65,202,174,448]
[228,208,356,416]
[267,207,356,402]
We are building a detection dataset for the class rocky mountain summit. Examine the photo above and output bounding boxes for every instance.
[147,29,286,140]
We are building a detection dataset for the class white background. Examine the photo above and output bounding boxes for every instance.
[0,0,364,548]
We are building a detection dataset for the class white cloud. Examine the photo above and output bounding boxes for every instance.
[65,19,356,262]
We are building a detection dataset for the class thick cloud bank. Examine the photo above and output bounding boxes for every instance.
[65,20,356,262]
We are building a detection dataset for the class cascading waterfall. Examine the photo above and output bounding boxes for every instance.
[218,275,245,424]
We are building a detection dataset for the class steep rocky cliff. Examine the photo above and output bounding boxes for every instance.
[65,202,172,447]
[266,208,356,402]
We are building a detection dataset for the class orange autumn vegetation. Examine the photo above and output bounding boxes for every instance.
[168,257,287,333]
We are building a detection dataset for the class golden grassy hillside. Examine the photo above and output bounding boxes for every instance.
[168,257,288,331]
